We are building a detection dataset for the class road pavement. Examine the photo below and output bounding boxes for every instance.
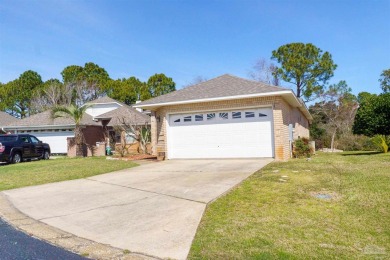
[0,218,85,260]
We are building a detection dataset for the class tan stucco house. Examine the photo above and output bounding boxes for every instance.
[135,74,312,160]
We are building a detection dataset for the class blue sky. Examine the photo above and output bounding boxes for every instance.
[0,0,389,95]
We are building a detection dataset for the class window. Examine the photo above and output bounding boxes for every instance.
[219,112,228,119]
[184,116,192,122]
[207,113,215,120]
[232,112,241,119]
[259,113,267,117]
[20,136,30,143]
[0,136,17,142]
[245,112,255,118]
[195,114,203,121]
[30,136,40,144]
[174,118,180,123]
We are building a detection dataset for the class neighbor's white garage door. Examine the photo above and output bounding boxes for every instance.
[167,107,274,159]
[33,131,74,154]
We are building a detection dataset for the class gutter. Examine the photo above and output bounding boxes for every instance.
[134,90,313,121]
[133,91,295,109]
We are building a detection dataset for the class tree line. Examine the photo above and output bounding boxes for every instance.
[1,42,389,153]
[251,43,390,153]
[0,62,176,118]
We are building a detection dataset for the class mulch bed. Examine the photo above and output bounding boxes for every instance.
[110,154,158,161]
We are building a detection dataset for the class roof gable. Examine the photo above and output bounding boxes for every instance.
[0,112,18,126]
[135,74,312,121]
[136,74,288,106]
[96,105,150,126]
[87,96,122,105]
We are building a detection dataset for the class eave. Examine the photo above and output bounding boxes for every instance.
[134,90,313,121]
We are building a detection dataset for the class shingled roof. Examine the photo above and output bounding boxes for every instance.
[136,74,289,107]
[95,105,151,126]
[5,110,101,128]
[0,112,18,126]
[87,96,122,105]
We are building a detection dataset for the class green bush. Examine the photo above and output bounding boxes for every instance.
[371,135,389,153]
[336,134,376,151]
[293,137,313,158]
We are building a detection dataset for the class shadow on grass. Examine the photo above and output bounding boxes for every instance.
[341,151,382,156]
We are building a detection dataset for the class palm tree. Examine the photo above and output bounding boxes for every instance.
[52,104,91,157]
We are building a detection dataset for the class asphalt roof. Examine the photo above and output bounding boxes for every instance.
[87,96,122,104]
[137,74,289,106]
[96,105,151,126]
[4,96,151,128]
[0,112,19,126]
[5,110,101,127]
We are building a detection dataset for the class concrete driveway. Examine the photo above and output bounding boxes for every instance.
[3,159,272,259]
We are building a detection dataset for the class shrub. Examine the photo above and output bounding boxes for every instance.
[293,137,313,158]
[371,135,389,153]
[336,134,376,151]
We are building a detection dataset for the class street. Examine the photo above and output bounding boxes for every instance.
[0,218,86,260]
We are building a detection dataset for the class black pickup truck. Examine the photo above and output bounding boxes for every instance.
[0,134,51,164]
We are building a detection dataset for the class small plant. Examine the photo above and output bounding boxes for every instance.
[293,137,313,158]
[371,135,389,153]
[123,249,131,254]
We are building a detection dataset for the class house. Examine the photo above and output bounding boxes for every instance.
[134,74,312,160]
[3,97,150,155]
[0,112,18,133]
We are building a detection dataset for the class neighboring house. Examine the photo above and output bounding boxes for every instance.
[134,74,312,160]
[0,112,19,133]
[3,96,150,155]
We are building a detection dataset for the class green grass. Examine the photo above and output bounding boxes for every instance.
[189,151,390,259]
[0,157,138,191]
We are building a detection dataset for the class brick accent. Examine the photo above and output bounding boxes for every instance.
[67,126,106,157]
[151,96,309,161]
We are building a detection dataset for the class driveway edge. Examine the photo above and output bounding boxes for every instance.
[0,193,158,260]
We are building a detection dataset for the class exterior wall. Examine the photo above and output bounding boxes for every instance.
[85,103,121,118]
[290,107,310,139]
[151,96,310,161]
[67,126,106,157]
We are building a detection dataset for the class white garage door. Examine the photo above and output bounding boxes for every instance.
[167,107,274,159]
[32,131,74,154]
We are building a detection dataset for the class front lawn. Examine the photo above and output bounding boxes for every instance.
[189,152,390,259]
[0,157,137,191]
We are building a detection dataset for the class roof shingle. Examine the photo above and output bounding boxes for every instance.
[96,105,151,126]
[0,112,18,126]
[5,110,101,127]
[137,74,289,106]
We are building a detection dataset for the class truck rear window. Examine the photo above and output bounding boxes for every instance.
[0,136,18,142]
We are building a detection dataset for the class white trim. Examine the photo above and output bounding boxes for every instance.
[165,104,273,116]
[4,124,76,130]
[134,91,293,109]
[135,90,312,121]
[84,101,123,107]
[166,106,275,159]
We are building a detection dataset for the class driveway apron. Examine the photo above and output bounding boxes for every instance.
[2,159,272,260]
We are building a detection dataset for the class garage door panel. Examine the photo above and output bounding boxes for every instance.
[33,132,74,154]
[167,108,273,159]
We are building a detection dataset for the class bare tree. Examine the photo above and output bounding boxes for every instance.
[249,58,280,86]
[114,115,151,156]
[31,81,73,112]
[312,81,359,151]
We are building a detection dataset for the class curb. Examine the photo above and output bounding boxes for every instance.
[0,193,158,260]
